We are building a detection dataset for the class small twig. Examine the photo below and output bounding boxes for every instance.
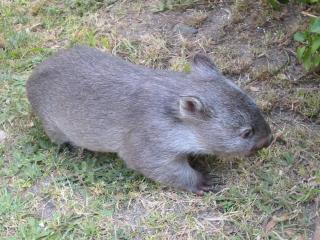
[283,47,296,56]
[301,11,319,18]
[106,0,121,9]
[29,23,43,31]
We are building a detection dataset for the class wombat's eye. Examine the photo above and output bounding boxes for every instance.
[240,128,254,139]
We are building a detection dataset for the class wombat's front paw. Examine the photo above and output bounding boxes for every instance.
[189,175,212,196]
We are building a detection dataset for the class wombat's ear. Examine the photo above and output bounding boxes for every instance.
[179,96,205,119]
[192,54,218,77]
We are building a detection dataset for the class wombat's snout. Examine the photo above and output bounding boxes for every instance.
[252,134,273,152]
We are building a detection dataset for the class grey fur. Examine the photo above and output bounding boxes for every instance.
[27,46,272,194]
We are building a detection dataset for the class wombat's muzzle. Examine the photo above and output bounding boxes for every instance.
[252,134,273,153]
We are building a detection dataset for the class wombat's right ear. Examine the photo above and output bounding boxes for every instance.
[179,96,205,119]
[192,54,219,77]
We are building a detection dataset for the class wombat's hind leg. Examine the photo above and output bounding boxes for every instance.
[42,120,69,145]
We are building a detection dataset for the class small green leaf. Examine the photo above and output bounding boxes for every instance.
[294,32,306,42]
[302,47,312,61]
[315,54,320,65]
[302,48,313,70]
[268,0,281,10]
[303,57,313,70]
[297,46,306,60]
[310,18,320,33]
[100,37,110,49]
[311,37,320,53]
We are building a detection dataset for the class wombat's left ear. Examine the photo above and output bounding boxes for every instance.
[192,54,219,76]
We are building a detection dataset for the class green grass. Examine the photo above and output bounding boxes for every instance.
[153,0,198,12]
[0,0,319,239]
[293,89,320,120]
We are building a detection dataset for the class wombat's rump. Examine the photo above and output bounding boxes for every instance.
[27,46,272,194]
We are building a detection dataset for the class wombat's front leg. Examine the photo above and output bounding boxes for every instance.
[148,157,209,195]
[125,153,210,195]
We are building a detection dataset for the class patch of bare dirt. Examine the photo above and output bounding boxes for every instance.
[23,175,57,220]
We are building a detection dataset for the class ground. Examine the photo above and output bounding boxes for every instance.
[0,0,319,239]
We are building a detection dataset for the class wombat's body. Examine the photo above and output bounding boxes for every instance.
[27,46,272,194]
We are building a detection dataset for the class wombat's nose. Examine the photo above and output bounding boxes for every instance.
[254,134,273,151]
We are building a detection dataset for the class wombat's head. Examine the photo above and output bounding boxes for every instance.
[177,54,272,156]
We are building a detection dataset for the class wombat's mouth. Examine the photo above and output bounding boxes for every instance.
[249,134,274,155]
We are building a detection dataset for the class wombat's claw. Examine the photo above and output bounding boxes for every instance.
[195,186,210,196]
[194,180,212,196]
[196,190,205,196]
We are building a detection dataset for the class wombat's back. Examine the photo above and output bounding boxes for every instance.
[27,46,174,151]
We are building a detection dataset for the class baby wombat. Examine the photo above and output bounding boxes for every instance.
[27,46,272,194]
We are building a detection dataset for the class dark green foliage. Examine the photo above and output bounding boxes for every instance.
[268,0,320,71]
[268,0,320,9]
[294,18,320,71]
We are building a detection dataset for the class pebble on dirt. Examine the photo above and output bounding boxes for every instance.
[0,130,7,143]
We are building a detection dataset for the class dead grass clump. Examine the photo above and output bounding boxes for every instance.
[138,34,171,68]
[185,10,208,28]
